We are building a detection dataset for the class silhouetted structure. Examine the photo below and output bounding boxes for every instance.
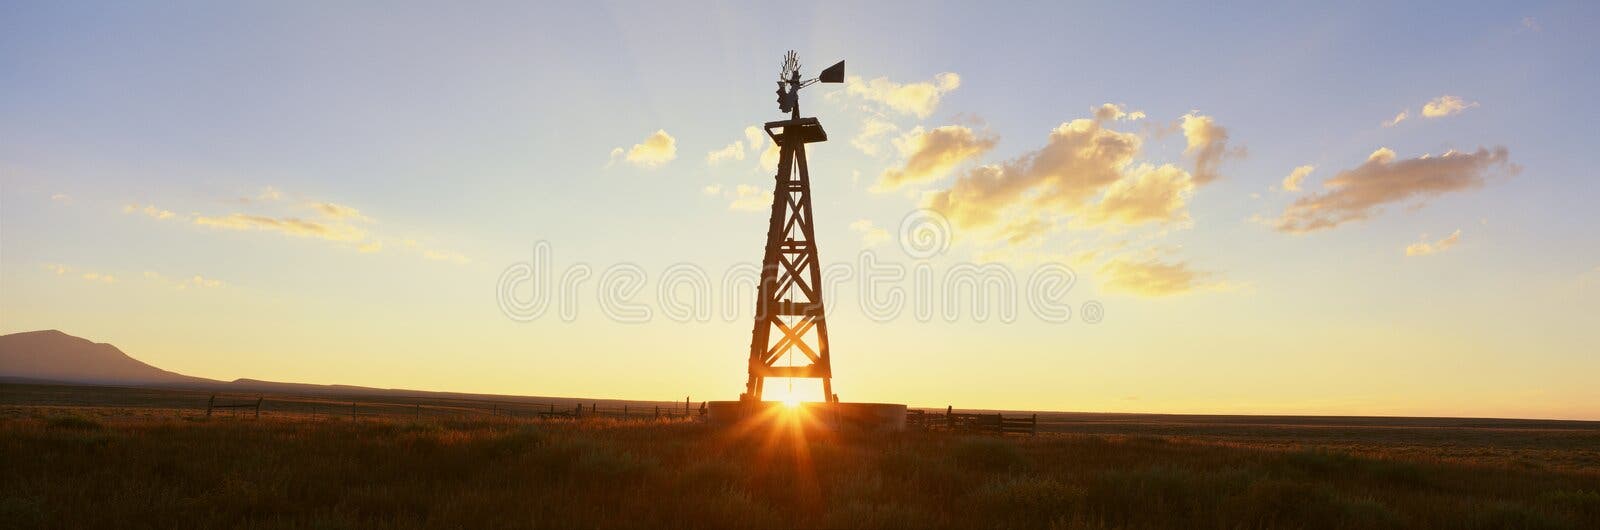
[743,52,846,403]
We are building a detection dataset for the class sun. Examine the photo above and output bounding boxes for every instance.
[781,397,800,409]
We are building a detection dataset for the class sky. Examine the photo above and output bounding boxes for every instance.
[3,2,1598,420]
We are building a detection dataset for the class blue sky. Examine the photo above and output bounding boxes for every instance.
[3,2,1597,418]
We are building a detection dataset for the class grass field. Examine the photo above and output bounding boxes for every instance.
[3,384,1599,529]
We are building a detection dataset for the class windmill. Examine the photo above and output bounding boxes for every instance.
[742,51,846,403]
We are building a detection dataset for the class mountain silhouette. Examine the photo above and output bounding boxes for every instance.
[0,330,220,385]
[0,330,601,405]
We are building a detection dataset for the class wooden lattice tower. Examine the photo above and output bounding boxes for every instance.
[743,52,845,403]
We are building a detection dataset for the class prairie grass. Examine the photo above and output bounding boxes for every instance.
[2,410,1598,529]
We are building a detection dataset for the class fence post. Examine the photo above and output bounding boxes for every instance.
[255,396,263,419]
[206,394,215,418]
[352,401,357,421]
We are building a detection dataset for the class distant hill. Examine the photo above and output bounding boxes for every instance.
[0,329,637,406]
[0,330,220,386]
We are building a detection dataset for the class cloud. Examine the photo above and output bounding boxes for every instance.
[758,139,780,173]
[701,184,722,195]
[1098,257,1218,297]
[843,72,961,118]
[1383,111,1409,127]
[1405,230,1462,257]
[1180,112,1235,185]
[1282,165,1315,192]
[51,193,71,203]
[41,263,69,275]
[922,114,1149,233]
[875,125,996,190]
[194,213,368,242]
[1084,163,1195,226]
[852,116,899,156]
[357,241,383,253]
[145,271,225,289]
[123,203,178,221]
[258,186,283,201]
[396,238,470,264]
[706,140,745,165]
[1422,95,1478,118]
[81,272,116,284]
[1520,16,1541,33]
[744,126,765,153]
[188,275,224,288]
[1001,217,1052,246]
[1273,147,1514,233]
[1094,103,1146,122]
[849,219,890,247]
[310,202,372,222]
[728,184,772,212]
[617,129,677,168]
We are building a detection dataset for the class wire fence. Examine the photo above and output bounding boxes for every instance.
[0,383,705,423]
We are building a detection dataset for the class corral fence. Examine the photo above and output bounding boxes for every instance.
[907,406,1036,436]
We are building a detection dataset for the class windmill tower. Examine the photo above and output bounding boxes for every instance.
[742,52,846,403]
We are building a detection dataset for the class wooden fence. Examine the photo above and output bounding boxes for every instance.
[906,406,1036,435]
[205,394,263,418]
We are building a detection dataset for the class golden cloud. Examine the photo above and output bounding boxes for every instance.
[311,202,372,222]
[1180,113,1234,185]
[744,126,765,153]
[1405,230,1462,257]
[844,72,960,118]
[1273,147,1514,233]
[1382,111,1409,128]
[758,139,780,173]
[193,213,368,242]
[618,129,677,168]
[875,125,996,191]
[921,106,1216,238]
[849,219,890,247]
[705,140,745,165]
[1282,165,1315,192]
[1422,95,1478,118]
[851,116,899,157]
[1094,103,1145,122]
[81,272,116,284]
[1099,257,1219,297]
[124,203,178,221]
[1085,164,1195,226]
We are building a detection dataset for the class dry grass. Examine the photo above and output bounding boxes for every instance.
[3,408,1598,529]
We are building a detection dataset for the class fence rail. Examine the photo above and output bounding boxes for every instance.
[907,406,1036,436]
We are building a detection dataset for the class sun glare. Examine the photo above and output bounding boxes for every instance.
[782,397,800,409]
